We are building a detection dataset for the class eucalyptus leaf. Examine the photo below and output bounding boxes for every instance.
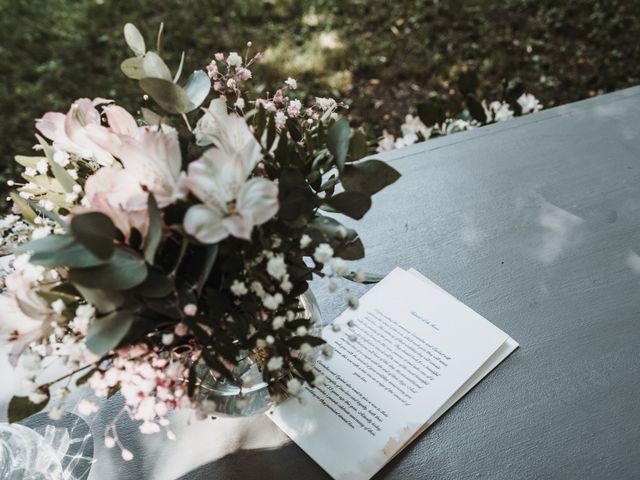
[71,212,116,260]
[341,159,401,196]
[323,191,371,219]
[73,284,124,314]
[8,391,50,423]
[25,198,68,228]
[183,70,211,110]
[17,234,74,255]
[14,155,44,168]
[124,23,146,56]
[144,194,162,264]
[139,77,192,114]
[142,51,172,81]
[29,240,108,269]
[120,57,146,80]
[130,267,174,298]
[327,117,350,171]
[86,310,134,356]
[68,247,148,290]
[140,107,163,126]
[344,271,385,284]
[9,192,37,223]
[35,134,77,193]
[349,130,368,161]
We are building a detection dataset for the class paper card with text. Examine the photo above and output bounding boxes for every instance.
[268,267,518,480]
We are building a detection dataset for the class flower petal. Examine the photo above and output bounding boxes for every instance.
[184,204,229,244]
[237,177,279,226]
[222,214,253,240]
[104,105,139,135]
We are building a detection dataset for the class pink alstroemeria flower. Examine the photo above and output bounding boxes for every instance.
[36,98,116,166]
[87,106,188,209]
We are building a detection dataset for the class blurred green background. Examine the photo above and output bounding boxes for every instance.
[1,0,639,205]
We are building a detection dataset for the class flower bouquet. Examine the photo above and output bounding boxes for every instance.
[0,23,399,449]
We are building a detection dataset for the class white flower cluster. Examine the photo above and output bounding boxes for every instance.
[377,93,543,152]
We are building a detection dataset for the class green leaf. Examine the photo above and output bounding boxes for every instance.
[15,155,44,168]
[183,70,211,111]
[86,310,135,356]
[17,233,74,255]
[25,198,67,228]
[349,130,368,161]
[8,391,50,423]
[141,107,163,126]
[139,77,192,114]
[143,194,162,264]
[341,159,401,196]
[124,23,146,56]
[308,215,365,260]
[35,134,77,193]
[68,247,148,290]
[120,57,146,80]
[71,212,116,260]
[10,192,37,223]
[323,191,372,219]
[327,117,350,171]
[129,267,174,298]
[28,239,108,269]
[74,284,124,314]
[142,51,172,81]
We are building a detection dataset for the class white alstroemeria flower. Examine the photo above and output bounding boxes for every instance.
[193,99,263,162]
[184,146,278,244]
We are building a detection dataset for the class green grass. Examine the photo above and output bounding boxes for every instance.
[1,0,639,207]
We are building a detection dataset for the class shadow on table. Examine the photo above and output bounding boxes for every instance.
[176,442,329,480]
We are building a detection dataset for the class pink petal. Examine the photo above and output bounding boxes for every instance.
[104,105,139,135]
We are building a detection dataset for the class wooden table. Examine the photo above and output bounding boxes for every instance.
[3,86,640,479]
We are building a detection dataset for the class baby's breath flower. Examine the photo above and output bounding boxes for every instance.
[263,293,283,310]
[267,356,284,371]
[284,77,297,89]
[227,52,242,67]
[272,316,285,330]
[28,390,48,404]
[330,257,348,276]
[299,234,312,249]
[287,378,302,395]
[183,304,197,316]
[231,280,248,296]
[313,243,334,263]
[267,256,287,280]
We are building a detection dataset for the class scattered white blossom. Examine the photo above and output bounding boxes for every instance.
[227,52,242,67]
[330,257,348,276]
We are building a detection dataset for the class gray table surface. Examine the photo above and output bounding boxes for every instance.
[3,86,640,479]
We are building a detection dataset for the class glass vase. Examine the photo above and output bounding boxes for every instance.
[195,289,322,417]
